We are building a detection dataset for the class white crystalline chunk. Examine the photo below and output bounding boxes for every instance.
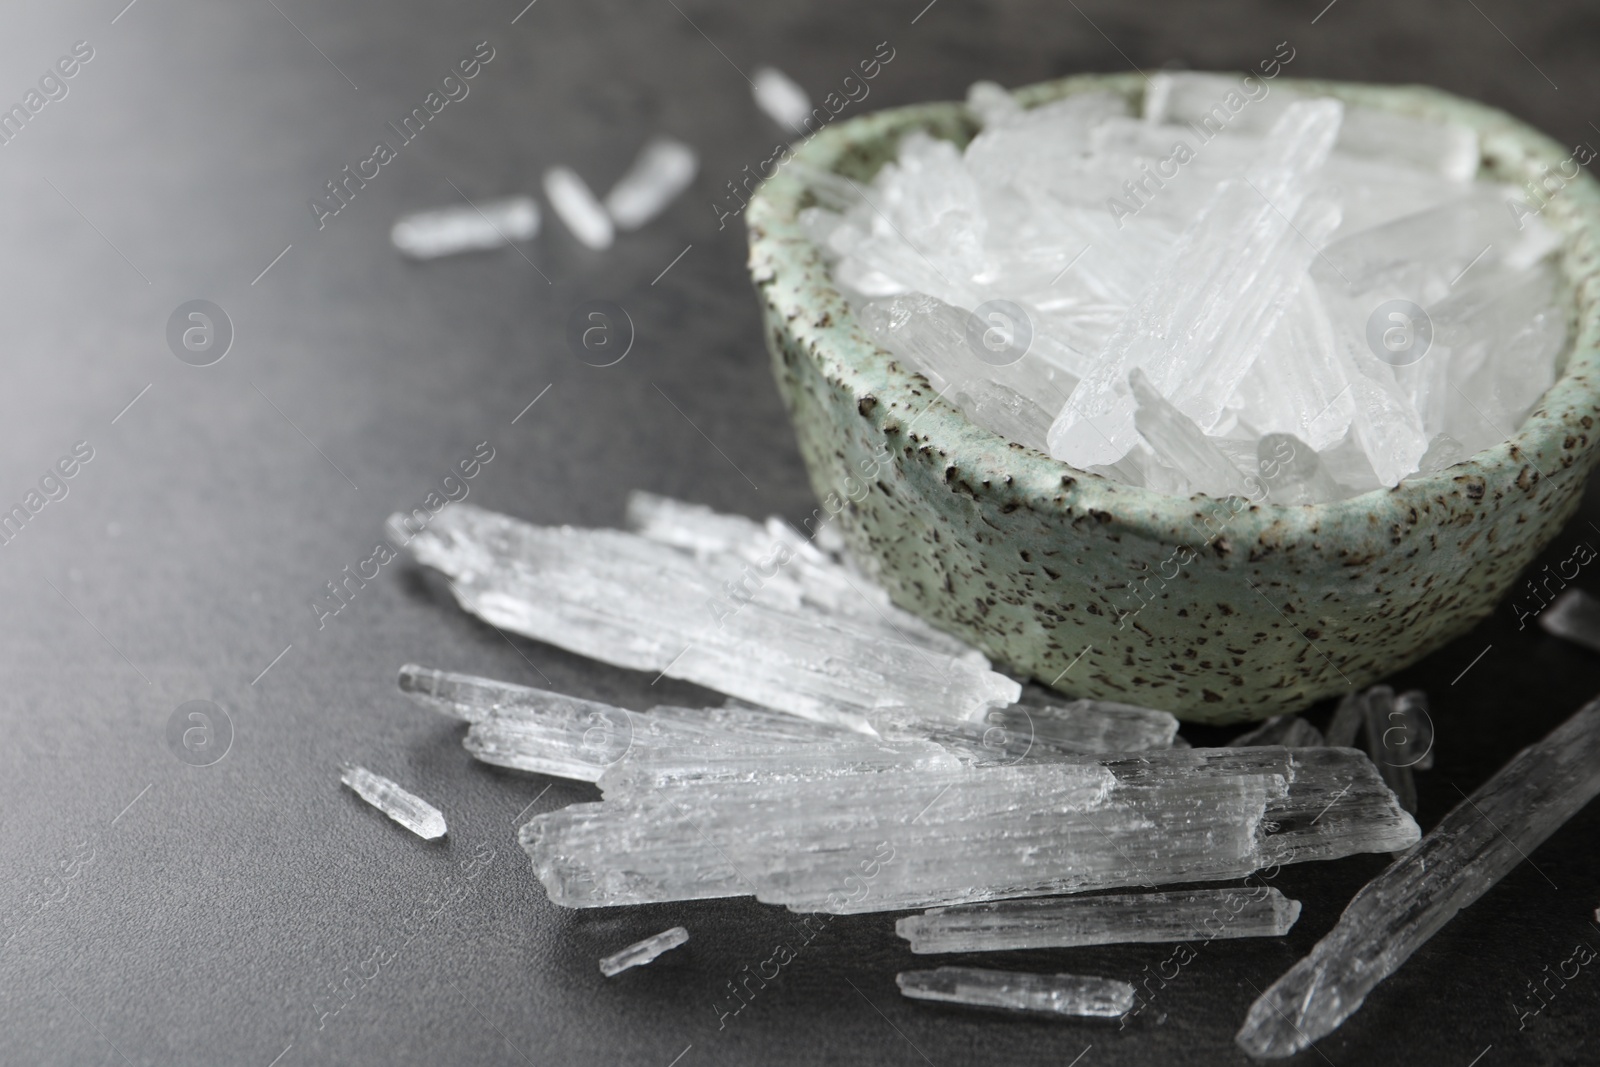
[393,504,1019,729]
[599,926,689,976]
[340,764,447,840]
[897,887,1302,952]
[604,138,698,230]
[390,197,539,259]
[1238,695,1600,1058]
[542,166,614,249]
[752,66,811,130]
[897,966,1135,1018]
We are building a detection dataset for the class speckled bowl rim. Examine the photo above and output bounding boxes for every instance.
[748,72,1600,546]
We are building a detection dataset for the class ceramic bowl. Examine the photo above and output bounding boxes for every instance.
[745,72,1600,723]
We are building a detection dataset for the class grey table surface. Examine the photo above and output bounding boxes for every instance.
[2,0,1598,1064]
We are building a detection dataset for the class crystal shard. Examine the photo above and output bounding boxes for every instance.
[393,504,1019,729]
[542,166,614,250]
[896,887,1301,952]
[522,746,1417,913]
[1229,714,1324,748]
[340,764,447,840]
[604,138,698,230]
[390,197,539,259]
[598,926,689,976]
[1540,588,1600,653]
[398,664,852,782]
[1236,695,1600,1058]
[896,966,1135,1018]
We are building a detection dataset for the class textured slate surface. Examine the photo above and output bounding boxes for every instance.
[0,0,1596,1064]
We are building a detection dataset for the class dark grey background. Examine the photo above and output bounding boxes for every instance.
[1,0,1597,1064]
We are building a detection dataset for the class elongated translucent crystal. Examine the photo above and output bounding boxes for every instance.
[543,166,614,249]
[399,664,855,782]
[604,138,698,230]
[752,66,811,130]
[599,926,689,976]
[897,966,1135,1018]
[522,746,1417,913]
[1360,685,1417,813]
[390,197,539,259]
[1540,588,1600,653]
[1237,695,1600,1058]
[340,764,447,840]
[1229,714,1324,748]
[393,505,1019,729]
[897,887,1302,952]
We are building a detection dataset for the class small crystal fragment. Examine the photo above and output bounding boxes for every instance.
[987,697,1180,752]
[542,166,614,249]
[1229,714,1325,748]
[1257,433,1343,505]
[896,966,1135,1018]
[390,197,539,259]
[1236,694,1600,1058]
[965,80,1020,128]
[598,926,689,977]
[604,138,698,230]
[340,764,447,840]
[897,887,1301,953]
[751,66,811,130]
[1540,589,1600,653]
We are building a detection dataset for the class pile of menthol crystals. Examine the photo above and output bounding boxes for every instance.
[799,73,1572,502]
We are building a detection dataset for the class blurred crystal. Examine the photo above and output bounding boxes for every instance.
[393,504,1019,730]
[522,745,1418,913]
[1237,695,1600,1057]
[896,887,1302,952]
[752,66,811,130]
[390,197,539,259]
[340,764,447,840]
[543,166,614,249]
[897,966,1135,1018]
[1539,588,1600,653]
[966,80,1021,128]
[599,926,689,976]
[604,138,698,230]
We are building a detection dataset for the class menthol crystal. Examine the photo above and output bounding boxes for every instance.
[896,966,1135,1018]
[599,926,689,976]
[1540,588,1600,653]
[390,197,539,259]
[340,764,447,840]
[394,503,1020,729]
[809,77,1567,500]
[1237,694,1600,1058]
[523,746,1418,913]
[543,166,614,250]
[604,138,698,230]
[897,887,1302,953]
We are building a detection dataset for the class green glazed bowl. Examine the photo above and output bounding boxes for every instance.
[746,72,1600,723]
